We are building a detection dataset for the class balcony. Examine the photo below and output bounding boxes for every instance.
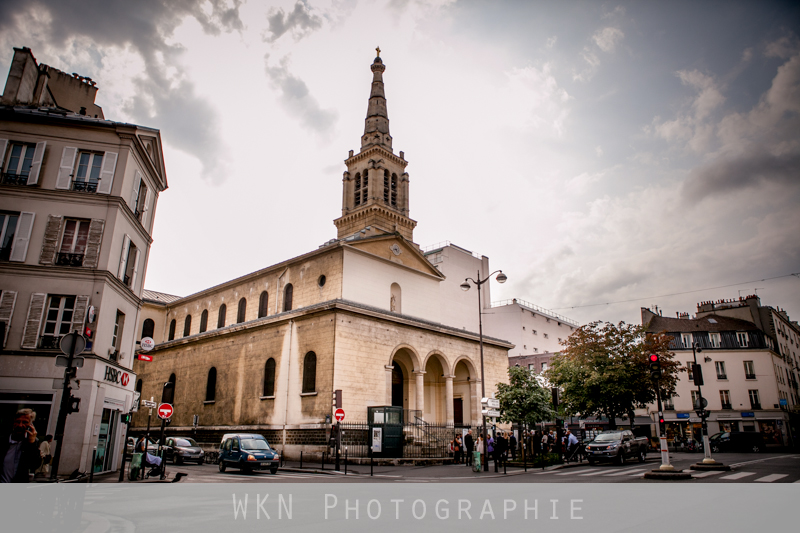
[1,172,29,186]
[56,252,85,267]
[745,373,756,380]
[39,335,62,349]
[71,180,98,193]
[721,403,732,410]
[124,274,131,287]
[750,403,762,410]
[716,374,727,380]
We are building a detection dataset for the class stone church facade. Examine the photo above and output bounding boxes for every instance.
[131,53,512,456]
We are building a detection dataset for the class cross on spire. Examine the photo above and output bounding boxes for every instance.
[376,46,381,57]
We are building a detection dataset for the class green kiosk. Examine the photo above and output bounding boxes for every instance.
[368,406,404,458]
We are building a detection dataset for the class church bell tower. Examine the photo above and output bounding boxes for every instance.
[334,49,417,242]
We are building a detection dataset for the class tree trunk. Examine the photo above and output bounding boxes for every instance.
[629,410,636,431]
[607,410,617,430]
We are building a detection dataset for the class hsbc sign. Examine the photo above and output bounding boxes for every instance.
[104,366,131,388]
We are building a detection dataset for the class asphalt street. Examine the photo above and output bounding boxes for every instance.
[91,451,800,484]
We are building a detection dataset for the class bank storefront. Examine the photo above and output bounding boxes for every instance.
[88,360,136,474]
[662,410,791,448]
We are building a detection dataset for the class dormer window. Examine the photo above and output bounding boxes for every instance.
[709,332,721,348]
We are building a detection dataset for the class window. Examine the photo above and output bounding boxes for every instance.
[131,175,148,221]
[541,362,548,372]
[73,152,103,192]
[687,363,694,381]
[57,219,90,266]
[135,379,143,394]
[141,319,155,340]
[168,319,176,341]
[263,358,276,397]
[748,389,761,410]
[664,395,675,410]
[709,332,721,348]
[719,390,732,409]
[691,390,700,408]
[318,275,326,287]
[258,292,269,318]
[237,298,246,323]
[205,368,217,402]
[354,170,368,206]
[0,212,19,261]
[117,235,139,288]
[217,304,226,328]
[681,333,693,349]
[302,351,316,393]
[41,295,76,348]
[183,315,191,337]
[2,141,43,185]
[199,310,208,333]
[744,361,756,380]
[737,332,749,347]
[283,284,293,312]
[715,361,727,380]
[528,364,535,371]
[383,169,390,204]
[110,310,124,360]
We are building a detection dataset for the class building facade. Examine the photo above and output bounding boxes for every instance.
[131,53,512,458]
[0,47,167,475]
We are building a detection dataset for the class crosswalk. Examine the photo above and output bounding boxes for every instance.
[533,465,795,482]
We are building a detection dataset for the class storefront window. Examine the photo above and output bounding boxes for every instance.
[94,408,119,472]
[759,420,783,446]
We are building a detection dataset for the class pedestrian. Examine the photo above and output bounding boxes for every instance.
[136,436,162,476]
[464,430,474,466]
[476,436,484,470]
[453,434,463,464]
[509,432,517,461]
[1,408,42,483]
[540,430,549,454]
[495,432,507,471]
[36,434,53,478]
[487,434,495,470]
[566,430,579,462]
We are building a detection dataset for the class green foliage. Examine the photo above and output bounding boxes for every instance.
[544,321,680,428]
[496,365,555,425]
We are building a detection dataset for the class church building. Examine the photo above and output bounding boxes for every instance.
[131,53,513,457]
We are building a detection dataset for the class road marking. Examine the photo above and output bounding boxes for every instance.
[690,471,723,478]
[720,471,756,480]
[604,468,646,477]
[555,468,598,476]
[579,470,613,476]
[729,455,800,468]
[755,474,788,483]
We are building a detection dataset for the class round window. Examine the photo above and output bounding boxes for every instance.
[318,275,326,287]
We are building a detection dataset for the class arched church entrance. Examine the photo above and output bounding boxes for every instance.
[389,348,417,414]
[453,360,475,427]
[424,355,447,424]
[392,363,404,407]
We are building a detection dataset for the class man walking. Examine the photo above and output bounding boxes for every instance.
[1,409,41,483]
[464,430,474,466]
[509,432,517,461]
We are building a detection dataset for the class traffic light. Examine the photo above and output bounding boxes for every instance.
[120,413,132,424]
[332,389,342,409]
[692,364,704,386]
[67,396,81,414]
[649,354,662,379]
[658,412,665,425]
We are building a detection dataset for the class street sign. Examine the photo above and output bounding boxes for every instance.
[482,409,500,418]
[481,398,500,409]
[55,355,85,368]
[780,398,788,406]
[137,353,153,362]
[59,332,86,355]
[157,403,173,419]
[140,337,155,351]
[142,400,157,408]
[694,397,708,409]
[689,417,700,423]
[193,414,199,427]
[132,391,140,412]
[334,408,345,422]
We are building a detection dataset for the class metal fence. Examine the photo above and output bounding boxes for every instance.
[338,421,479,458]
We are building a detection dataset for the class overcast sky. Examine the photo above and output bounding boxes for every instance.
[2,0,798,326]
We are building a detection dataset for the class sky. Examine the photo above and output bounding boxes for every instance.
[1,0,799,327]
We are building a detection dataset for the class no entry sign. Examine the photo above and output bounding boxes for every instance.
[334,408,345,422]
[157,403,174,419]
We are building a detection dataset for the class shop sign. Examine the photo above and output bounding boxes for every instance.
[676,413,690,419]
[104,366,131,387]
[741,412,755,418]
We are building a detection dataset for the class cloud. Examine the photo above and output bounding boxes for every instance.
[501,63,571,136]
[684,150,800,200]
[264,54,337,137]
[264,1,322,43]
[0,0,243,183]
[593,27,624,53]
[546,36,557,49]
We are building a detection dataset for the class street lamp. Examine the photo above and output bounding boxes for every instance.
[461,269,507,471]
[691,342,716,464]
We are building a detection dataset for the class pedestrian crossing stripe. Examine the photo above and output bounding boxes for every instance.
[720,472,756,480]
[754,474,787,482]
[690,471,723,478]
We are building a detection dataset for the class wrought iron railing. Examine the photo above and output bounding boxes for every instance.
[1,172,29,186]
[72,180,98,193]
[336,420,478,458]
[56,252,85,267]
[39,335,61,349]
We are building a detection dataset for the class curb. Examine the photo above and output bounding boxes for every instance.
[689,463,731,471]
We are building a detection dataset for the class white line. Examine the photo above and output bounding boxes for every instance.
[720,471,756,480]
[578,470,612,476]
[729,455,800,468]
[755,474,788,483]
[604,468,646,477]
[555,468,598,476]
[690,471,723,478]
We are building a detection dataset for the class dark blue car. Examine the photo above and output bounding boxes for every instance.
[218,434,280,474]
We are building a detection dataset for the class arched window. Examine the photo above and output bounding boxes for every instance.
[205,367,217,402]
[183,315,192,337]
[258,291,269,318]
[391,173,398,207]
[302,351,316,393]
[168,319,176,341]
[141,319,154,339]
[217,304,226,328]
[199,310,208,333]
[390,283,401,313]
[237,298,247,323]
[263,358,276,397]
[383,169,390,204]
[135,379,143,394]
[283,284,293,312]
[354,172,362,207]
[163,373,176,405]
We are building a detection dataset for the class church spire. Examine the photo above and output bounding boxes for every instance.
[361,46,392,151]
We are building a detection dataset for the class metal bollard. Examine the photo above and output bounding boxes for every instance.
[300,451,303,469]
[321,451,325,470]
[344,447,348,475]
[370,450,373,477]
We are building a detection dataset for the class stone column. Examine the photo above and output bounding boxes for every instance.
[444,375,455,426]
[471,378,481,427]
[413,370,426,420]
[385,365,395,405]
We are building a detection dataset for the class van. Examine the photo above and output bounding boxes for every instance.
[709,431,766,453]
[218,434,280,474]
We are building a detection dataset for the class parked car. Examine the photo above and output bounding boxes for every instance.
[218,434,280,474]
[585,430,649,465]
[709,431,766,453]
[164,437,205,464]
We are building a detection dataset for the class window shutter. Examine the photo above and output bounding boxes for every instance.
[0,139,7,164]
[130,171,141,209]
[0,290,17,348]
[130,248,141,291]
[141,188,151,226]
[71,295,89,333]
[21,292,46,349]
[55,147,77,190]
[118,234,130,279]
[83,219,105,269]
[27,141,46,185]
[96,152,118,194]
[38,215,63,265]
[9,211,35,262]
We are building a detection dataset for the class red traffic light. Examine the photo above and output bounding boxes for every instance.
[649,354,659,362]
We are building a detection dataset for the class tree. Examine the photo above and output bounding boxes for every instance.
[544,321,679,429]
[496,365,555,426]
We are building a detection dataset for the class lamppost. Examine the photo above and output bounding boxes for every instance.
[460,269,507,472]
[691,342,716,464]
